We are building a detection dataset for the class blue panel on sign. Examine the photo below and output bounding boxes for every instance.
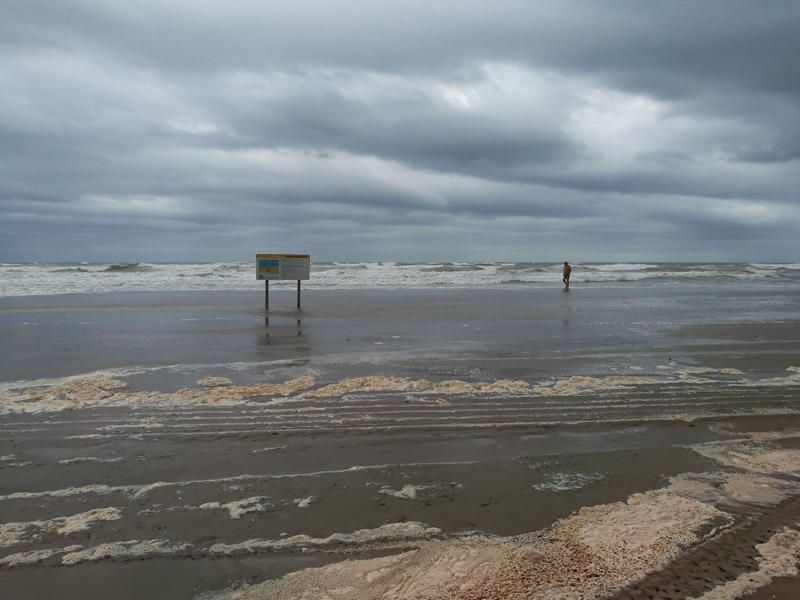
[259,259,279,267]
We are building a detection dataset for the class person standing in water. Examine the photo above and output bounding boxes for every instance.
[562,261,572,288]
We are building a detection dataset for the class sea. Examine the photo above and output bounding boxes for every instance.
[2,261,800,297]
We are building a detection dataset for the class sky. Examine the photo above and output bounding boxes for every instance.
[1,1,799,263]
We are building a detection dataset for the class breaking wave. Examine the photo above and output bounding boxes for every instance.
[2,262,800,296]
[103,263,151,273]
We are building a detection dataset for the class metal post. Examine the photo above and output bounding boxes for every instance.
[297,280,301,309]
[265,280,269,310]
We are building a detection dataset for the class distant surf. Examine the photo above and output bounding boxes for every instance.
[2,262,800,297]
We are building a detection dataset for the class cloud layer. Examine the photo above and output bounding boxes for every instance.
[2,1,798,261]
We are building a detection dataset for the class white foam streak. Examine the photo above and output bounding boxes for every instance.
[61,539,191,565]
[0,461,480,502]
[0,508,121,547]
[199,496,271,519]
[209,522,441,556]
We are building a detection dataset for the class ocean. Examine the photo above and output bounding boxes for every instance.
[2,261,800,296]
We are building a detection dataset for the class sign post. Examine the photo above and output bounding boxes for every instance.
[256,254,310,311]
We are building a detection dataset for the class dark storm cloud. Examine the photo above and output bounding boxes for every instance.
[1,0,799,261]
[4,1,797,92]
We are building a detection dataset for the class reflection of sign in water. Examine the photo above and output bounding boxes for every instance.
[256,254,311,280]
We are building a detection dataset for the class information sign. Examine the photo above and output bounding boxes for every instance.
[256,254,310,281]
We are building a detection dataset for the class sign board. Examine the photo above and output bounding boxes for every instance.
[256,254,310,280]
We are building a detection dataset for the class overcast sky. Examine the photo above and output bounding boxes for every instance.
[1,1,798,262]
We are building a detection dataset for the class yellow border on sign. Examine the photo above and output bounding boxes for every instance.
[256,254,310,259]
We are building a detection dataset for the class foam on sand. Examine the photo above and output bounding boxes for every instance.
[7,365,778,414]
[299,376,535,398]
[531,471,606,492]
[0,457,32,468]
[378,484,429,499]
[213,490,721,599]
[0,373,315,414]
[690,528,800,600]
[434,379,531,394]
[197,376,233,387]
[747,428,800,442]
[736,368,800,388]
[692,441,800,476]
[53,508,122,535]
[209,521,441,556]
[532,375,658,395]
[61,539,191,565]
[0,483,125,501]
[252,445,286,454]
[718,368,743,375]
[199,496,271,519]
[671,436,800,507]
[668,471,800,506]
[300,376,433,398]
[0,547,69,567]
[58,456,123,465]
[0,374,126,414]
[0,507,121,547]
[300,373,679,399]
[293,496,318,508]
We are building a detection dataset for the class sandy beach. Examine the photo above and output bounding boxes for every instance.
[1,286,799,599]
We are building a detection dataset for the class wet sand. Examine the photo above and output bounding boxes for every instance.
[1,286,800,598]
[3,286,800,382]
[749,577,800,600]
